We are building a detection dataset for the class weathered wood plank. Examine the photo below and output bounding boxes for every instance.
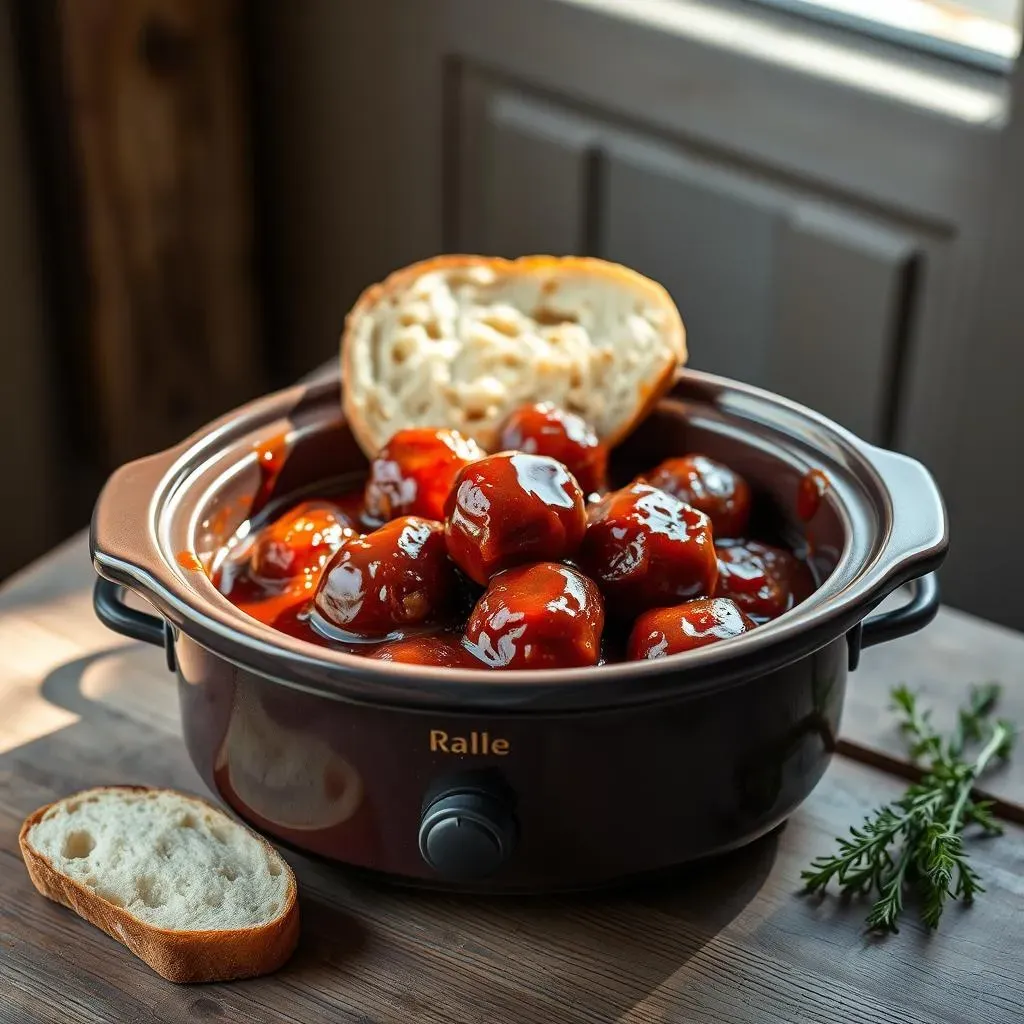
[56,0,264,466]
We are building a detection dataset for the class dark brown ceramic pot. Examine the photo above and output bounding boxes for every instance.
[91,370,947,891]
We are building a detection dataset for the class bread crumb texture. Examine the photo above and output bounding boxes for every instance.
[345,257,685,452]
[26,788,289,931]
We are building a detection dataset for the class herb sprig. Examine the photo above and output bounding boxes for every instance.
[802,684,1015,933]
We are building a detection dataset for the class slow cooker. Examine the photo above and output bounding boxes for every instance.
[91,369,947,891]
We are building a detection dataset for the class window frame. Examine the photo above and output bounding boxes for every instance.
[747,0,1019,74]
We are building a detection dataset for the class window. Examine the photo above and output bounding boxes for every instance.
[753,1,1023,68]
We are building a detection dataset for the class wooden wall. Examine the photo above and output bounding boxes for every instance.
[0,0,268,580]
[0,2,59,579]
[56,0,265,468]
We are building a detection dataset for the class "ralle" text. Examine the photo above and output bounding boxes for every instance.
[429,730,510,756]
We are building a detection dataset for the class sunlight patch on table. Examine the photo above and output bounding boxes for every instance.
[0,683,78,754]
[79,648,180,735]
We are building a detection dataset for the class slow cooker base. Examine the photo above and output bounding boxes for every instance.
[177,623,846,892]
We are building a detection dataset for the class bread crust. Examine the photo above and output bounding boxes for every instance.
[340,254,686,457]
[19,786,300,984]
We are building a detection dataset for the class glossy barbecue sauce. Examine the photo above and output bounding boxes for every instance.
[213,489,373,649]
[208,414,823,669]
[797,468,830,523]
[176,550,204,572]
[250,432,292,519]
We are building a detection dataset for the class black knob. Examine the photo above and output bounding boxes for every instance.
[418,788,518,880]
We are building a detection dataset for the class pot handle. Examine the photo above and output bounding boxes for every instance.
[847,573,940,670]
[857,443,948,565]
[90,443,186,584]
[93,578,176,671]
[841,440,947,672]
[862,572,939,648]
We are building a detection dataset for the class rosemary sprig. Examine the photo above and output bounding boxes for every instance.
[802,684,1015,933]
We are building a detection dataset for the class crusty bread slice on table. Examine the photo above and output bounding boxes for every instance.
[19,786,299,983]
[341,255,687,457]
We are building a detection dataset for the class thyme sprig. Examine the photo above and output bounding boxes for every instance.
[802,684,1014,933]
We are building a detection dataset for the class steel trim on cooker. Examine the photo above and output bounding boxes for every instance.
[90,368,948,889]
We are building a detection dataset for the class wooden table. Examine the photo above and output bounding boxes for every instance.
[2,535,1023,1024]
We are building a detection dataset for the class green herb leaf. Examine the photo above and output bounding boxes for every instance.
[802,684,1015,934]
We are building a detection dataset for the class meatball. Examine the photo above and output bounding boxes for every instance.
[641,454,751,538]
[368,633,477,668]
[714,539,813,622]
[444,452,587,585]
[579,483,718,615]
[628,597,756,660]
[250,500,356,581]
[498,402,608,495]
[364,428,485,524]
[313,516,457,638]
[465,563,604,670]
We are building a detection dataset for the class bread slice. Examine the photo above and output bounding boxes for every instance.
[19,786,299,983]
[341,255,687,457]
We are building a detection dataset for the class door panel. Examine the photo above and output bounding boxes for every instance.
[601,136,780,391]
[481,93,594,257]
[457,72,924,442]
[772,206,918,442]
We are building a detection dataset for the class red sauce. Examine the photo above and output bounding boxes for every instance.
[214,554,324,641]
[797,468,830,523]
[250,432,291,519]
[210,405,826,668]
[175,550,204,572]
